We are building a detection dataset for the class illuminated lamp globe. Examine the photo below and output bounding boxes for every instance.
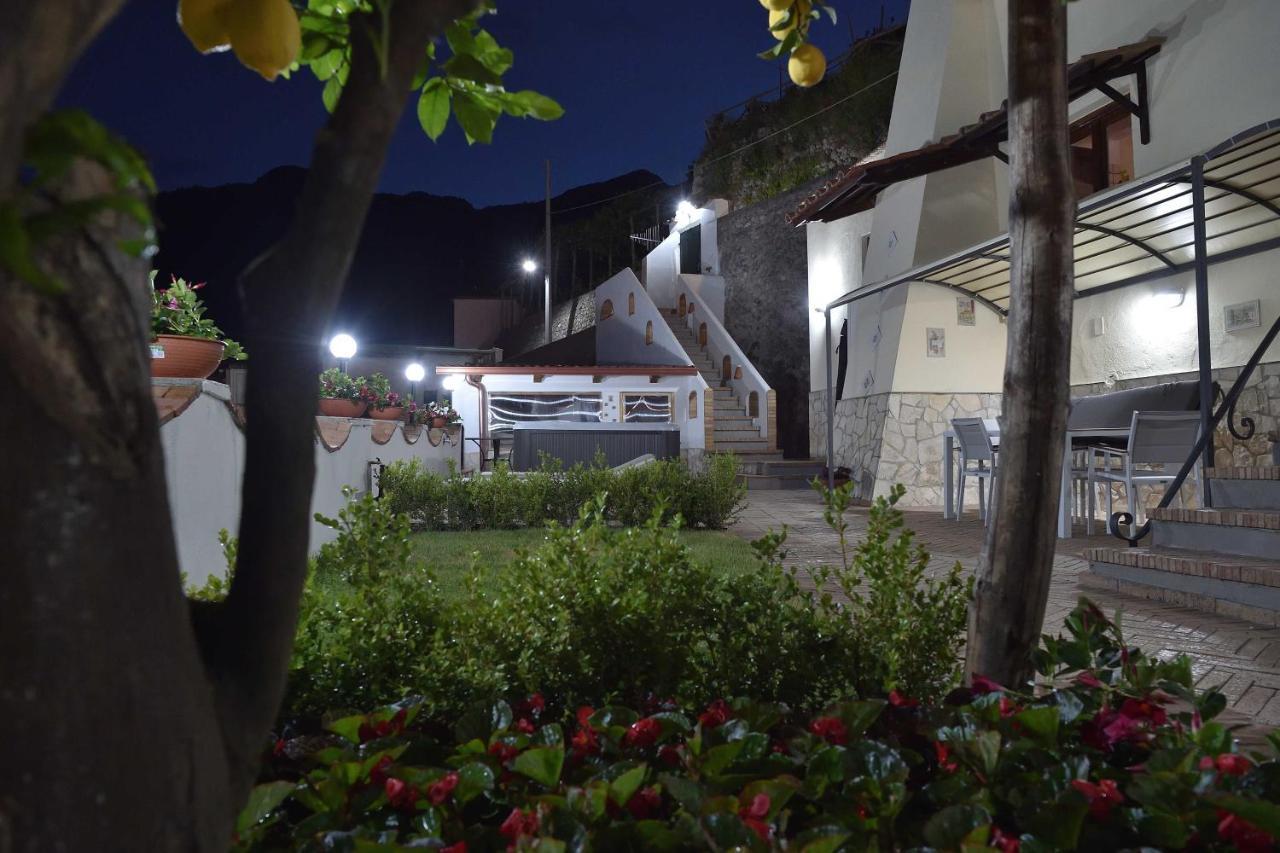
[405,363,425,383]
[328,333,357,360]
[441,374,463,392]
[521,258,538,274]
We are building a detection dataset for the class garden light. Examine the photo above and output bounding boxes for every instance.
[441,373,462,392]
[405,362,425,402]
[521,258,538,274]
[329,333,357,373]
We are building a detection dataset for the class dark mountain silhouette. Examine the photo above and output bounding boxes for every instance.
[153,167,673,347]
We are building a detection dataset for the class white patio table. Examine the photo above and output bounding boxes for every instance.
[941,421,1130,538]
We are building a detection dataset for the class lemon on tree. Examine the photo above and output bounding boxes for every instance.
[224,0,301,81]
[788,42,827,87]
[178,0,233,53]
[769,0,811,40]
[757,0,794,10]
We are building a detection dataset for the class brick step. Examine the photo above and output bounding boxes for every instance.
[738,458,823,476]
[1205,467,1280,510]
[714,414,753,424]
[1150,507,1280,560]
[714,428,763,441]
[1085,545,1280,626]
[739,473,818,491]
[714,437,770,451]
[715,448,782,459]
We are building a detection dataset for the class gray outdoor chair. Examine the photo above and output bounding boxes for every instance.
[1087,411,1202,532]
[952,417,998,524]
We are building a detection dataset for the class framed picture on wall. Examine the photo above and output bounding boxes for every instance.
[926,327,946,358]
[956,297,976,326]
[1224,299,1261,333]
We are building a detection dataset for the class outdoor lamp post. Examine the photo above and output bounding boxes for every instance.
[521,258,537,274]
[328,333,357,373]
[405,362,425,402]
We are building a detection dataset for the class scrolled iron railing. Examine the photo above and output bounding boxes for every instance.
[1110,312,1280,545]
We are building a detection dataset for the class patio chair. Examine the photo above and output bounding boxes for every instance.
[1087,411,1202,533]
[952,417,998,524]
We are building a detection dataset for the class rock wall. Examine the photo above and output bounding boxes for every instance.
[717,181,824,459]
[495,291,597,358]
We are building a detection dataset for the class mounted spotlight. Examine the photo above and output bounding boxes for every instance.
[674,200,697,229]
[1150,283,1185,309]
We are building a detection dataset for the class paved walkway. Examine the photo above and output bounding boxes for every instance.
[733,491,1280,728]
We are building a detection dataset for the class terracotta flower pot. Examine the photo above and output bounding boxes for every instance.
[369,406,405,421]
[150,334,225,379]
[431,416,448,428]
[318,398,368,418]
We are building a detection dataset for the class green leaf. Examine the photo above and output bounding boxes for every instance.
[327,713,365,744]
[1026,796,1087,850]
[1206,793,1280,837]
[236,781,296,834]
[608,763,647,807]
[924,804,991,849]
[508,90,564,121]
[451,90,499,145]
[1138,812,1190,848]
[417,79,451,141]
[444,53,502,86]
[512,746,564,788]
[701,741,745,776]
[322,75,344,113]
[454,761,494,804]
[444,20,476,58]
[1015,706,1060,747]
[657,772,703,814]
[1196,721,1231,755]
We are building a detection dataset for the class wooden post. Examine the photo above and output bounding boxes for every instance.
[965,0,1075,687]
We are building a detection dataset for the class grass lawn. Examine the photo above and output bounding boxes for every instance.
[408,527,759,600]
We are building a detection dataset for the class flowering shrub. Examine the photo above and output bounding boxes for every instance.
[150,273,245,359]
[318,367,362,401]
[379,452,746,530]
[235,601,1280,851]
[363,372,403,411]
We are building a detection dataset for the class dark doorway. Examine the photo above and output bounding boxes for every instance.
[679,225,702,275]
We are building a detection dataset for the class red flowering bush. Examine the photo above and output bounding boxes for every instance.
[233,601,1280,851]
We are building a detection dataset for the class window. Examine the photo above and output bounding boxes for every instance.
[748,391,759,418]
[688,391,698,419]
[600,299,614,320]
[645,321,653,344]
[1070,102,1134,199]
[721,355,731,380]
[622,392,673,423]
[487,392,603,435]
[628,292,635,315]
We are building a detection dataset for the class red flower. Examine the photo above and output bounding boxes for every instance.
[384,777,419,812]
[699,699,730,729]
[627,786,663,819]
[514,692,545,721]
[514,718,535,734]
[272,738,286,757]
[998,696,1019,718]
[888,689,919,708]
[1218,811,1275,853]
[1075,671,1104,689]
[1119,697,1167,726]
[428,771,459,805]
[991,827,1021,852]
[1071,778,1124,819]
[441,843,467,853]
[808,716,848,746]
[359,708,407,741]
[658,744,683,767]
[624,717,662,749]
[1201,753,1252,777]
[739,793,772,842]
[488,740,519,766]
[500,807,540,841]
[570,725,599,760]
[934,741,958,772]
[576,706,595,728]
[971,674,1005,695]
[369,754,394,786]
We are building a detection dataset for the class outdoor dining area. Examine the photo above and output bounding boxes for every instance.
[942,380,1203,538]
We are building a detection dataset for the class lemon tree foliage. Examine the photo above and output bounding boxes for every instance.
[298,0,562,144]
[758,0,837,88]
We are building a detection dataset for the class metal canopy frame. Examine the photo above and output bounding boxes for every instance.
[822,118,1280,496]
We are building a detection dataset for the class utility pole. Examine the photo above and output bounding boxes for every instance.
[544,159,552,346]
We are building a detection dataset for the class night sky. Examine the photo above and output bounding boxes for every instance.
[57,0,908,206]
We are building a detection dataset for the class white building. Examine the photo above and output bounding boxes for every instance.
[798,0,1280,507]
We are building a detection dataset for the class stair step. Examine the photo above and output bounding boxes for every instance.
[715,429,763,440]
[1205,467,1280,510]
[1085,545,1280,626]
[1150,507,1280,560]
[739,473,819,491]
[739,459,823,476]
[713,438,770,451]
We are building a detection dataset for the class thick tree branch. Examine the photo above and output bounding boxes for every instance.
[965,0,1074,686]
[205,0,483,805]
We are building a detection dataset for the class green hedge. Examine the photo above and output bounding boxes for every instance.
[379,453,747,531]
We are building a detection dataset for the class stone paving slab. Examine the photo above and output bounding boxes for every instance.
[732,492,1280,730]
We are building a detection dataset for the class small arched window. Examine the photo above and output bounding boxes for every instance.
[688,391,698,419]
[688,302,695,314]
[628,292,635,315]
[748,391,760,417]
[734,366,743,380]
[678,294,687,317]
[721,355,731,380]
[600,299,614,320]
[645,321,653,345]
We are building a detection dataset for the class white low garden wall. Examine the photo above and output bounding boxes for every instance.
[155,379,461,584]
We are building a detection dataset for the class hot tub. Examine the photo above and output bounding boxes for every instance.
[510,421,681,470]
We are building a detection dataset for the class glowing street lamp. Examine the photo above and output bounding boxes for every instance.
[404,362,425,402]
[521,258,538,274]
[329,333,357,373]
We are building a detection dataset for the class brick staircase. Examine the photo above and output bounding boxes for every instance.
[663,311,822,489]
[1084,466,1280,626]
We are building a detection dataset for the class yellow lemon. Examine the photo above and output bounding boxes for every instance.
[226,0,301,81]
[178,0,233,53]
[769,0,810,40]
[758,0,794,10]
[788,42,827,87]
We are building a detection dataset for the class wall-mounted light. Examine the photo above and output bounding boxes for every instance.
[674,200,697,229]
[1150,283,1185,309]
[328,333,357,373]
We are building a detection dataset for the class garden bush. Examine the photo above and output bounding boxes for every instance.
[378,452,746,531]
[211,479,968,721]
[235,600,1280,852]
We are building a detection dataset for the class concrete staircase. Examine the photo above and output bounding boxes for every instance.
[1084,466,1280,626]
[663,311,821,489]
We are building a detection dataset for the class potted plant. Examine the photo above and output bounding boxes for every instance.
[318,368,367,417]
[365,373,405,421]
[150,274,246,379]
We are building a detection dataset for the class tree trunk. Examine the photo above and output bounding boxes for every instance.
[0,1,480,848]
[964,0,1074,687]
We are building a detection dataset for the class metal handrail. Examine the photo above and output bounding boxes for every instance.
[1110,311,1280,545]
